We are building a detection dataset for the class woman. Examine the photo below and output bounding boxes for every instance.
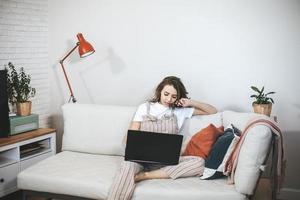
[108,76,217,200]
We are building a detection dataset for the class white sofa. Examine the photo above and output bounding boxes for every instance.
[17,104,273,200]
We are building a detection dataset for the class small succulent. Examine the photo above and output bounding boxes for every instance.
[250,86,275,104]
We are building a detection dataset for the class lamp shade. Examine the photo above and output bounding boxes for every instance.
[77,33,95,58]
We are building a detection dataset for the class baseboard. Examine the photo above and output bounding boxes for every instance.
[278,187,300,200]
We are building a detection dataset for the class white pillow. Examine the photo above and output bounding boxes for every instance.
[62,103,137,156]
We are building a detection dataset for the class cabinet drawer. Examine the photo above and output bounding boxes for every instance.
[20,151,53,171]
[0,163,18,196]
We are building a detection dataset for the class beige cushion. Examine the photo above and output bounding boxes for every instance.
[18,151,122,199]
[133,177,247,200]
[62,103,136,156]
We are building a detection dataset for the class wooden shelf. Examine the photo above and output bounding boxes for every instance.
[0,128,56,148]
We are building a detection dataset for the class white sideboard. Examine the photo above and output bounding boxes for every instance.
[0,128,56,197]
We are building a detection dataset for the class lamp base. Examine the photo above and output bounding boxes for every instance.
[69,96,77,103]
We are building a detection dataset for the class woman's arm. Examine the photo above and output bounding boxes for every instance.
[177,98,217,115]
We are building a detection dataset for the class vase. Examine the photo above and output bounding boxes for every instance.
[16,101,32,116]
[252,103,272,117]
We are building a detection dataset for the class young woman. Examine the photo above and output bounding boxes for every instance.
[108,76,217,200]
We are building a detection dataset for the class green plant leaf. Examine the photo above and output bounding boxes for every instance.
[266,92,275,96]
[251,86,260,93]
[261,86,264,94]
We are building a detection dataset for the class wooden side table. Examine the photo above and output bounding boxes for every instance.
[0,128,56,197]
[254,115,278,200]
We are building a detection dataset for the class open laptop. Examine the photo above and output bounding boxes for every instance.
[125,130,183,165]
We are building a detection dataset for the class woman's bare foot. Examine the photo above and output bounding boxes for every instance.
[134,169,170,182]
[134,172,148,182]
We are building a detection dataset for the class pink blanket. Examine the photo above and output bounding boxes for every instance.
[224,118,286,193]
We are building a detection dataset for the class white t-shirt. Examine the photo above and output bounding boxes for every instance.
[133,102,194,130]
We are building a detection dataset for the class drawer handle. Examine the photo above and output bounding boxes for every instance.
[0,178,4,183]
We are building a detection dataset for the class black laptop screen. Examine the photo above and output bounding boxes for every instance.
[125,130,183,165]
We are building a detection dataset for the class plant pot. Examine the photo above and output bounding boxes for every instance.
[16,101,32,116]
[252,103,272,116]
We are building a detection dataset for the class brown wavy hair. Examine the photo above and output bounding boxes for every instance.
[150,76,189,107]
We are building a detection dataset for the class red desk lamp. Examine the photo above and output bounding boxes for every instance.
[59,33,95,103]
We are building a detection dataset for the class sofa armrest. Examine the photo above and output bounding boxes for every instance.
[234,125,272,195]
[222,111,273,195]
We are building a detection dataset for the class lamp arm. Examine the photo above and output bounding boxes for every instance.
[61,42,80,62]
[59,43,80,103]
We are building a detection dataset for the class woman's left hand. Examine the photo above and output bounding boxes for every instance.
[176,98,192,107]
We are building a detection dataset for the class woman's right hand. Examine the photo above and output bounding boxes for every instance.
[176,98,192,107]
[129,121,141,130]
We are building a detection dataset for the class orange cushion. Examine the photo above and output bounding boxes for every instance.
[183,124,224,159]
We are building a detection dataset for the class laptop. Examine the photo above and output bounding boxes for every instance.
[125,130,183,165]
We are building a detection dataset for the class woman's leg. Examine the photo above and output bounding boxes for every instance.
[135,156,204,182]
[108,161,143,200]
[161,156,204,179]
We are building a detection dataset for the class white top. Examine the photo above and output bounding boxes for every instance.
[133,102,194,130]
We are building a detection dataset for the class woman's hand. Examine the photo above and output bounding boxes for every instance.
[176,98,192,107]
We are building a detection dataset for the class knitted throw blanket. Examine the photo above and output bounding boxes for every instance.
[224,118,286,194]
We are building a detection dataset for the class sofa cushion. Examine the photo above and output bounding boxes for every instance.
[133,178,247,200]
[62,103,136,156]
[183,124,224,159]
[18,151,247,200]
[18,151,122,199]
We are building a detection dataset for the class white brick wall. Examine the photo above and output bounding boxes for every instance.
[0,0,50,127]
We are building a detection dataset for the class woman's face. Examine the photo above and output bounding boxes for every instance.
[160,84,178,107]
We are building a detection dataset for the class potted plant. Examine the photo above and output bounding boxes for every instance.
[6,62,36,116]
[250,86,275,116]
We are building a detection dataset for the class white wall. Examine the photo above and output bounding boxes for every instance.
[49,0,300,198]
[0,0,50,127]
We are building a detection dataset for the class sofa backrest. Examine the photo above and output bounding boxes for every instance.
[62,103,136,156]
[180,112,223,136]
[179,112,223,153]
